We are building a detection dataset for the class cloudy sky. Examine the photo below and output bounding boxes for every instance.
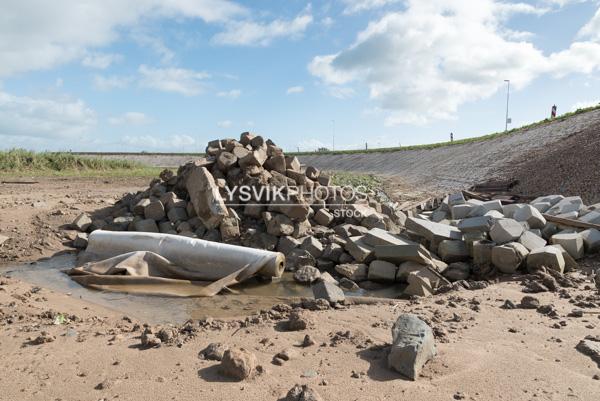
[1,0,600,152]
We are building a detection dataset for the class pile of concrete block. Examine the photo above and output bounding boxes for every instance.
[406,192,600,283]
[70,133,600,299]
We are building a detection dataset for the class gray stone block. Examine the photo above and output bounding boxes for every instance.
[527,246,565,273]
[490,219,524,244]
[457,216,494,233]
[387,314,436,381]
[311,281,345,304]
[491,242,529,273]
[513,205,546,229]
[551,233,584,259]
[437,240,469,263]
[580,228,600,253]
[368,260,397,282]
[518,230,547,251]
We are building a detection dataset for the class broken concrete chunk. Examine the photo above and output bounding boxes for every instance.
[313,209,334,226]
[285,156,301,172]
[72,233,88,249]
[579,210,600,225]
[71,213,92,232]
[527,246,565,273]
[311,281,345,304]
[167,207,188,224]
[186,166,229,229]
[220,348,257,380]
[343,236,374,263]
[546,196,583,216]
[388,314,436,380]
[491,242,529,273]
[368,260,397,282]
[513,205,546,229]
[443,262,471,282]
[293,266,321,284]
[277,236,301,255]
[335,263,368,282]
[472,240,495,268]
[134,218,159,233]
[363,227,408,247]
[489,219,524,244]
[144,200,165,221]
[300,236,324,259]
[551,233,584,260]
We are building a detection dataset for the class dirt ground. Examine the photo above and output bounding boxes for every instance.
[1,177,600,401]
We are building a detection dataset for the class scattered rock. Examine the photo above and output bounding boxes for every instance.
[220,348,257,380]
[387,314,436,380]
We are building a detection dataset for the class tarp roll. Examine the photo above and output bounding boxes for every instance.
[68,231,285,297]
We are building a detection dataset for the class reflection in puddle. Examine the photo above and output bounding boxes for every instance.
[2,253,404,325]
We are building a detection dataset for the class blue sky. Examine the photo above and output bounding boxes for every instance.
[1,0,600,152]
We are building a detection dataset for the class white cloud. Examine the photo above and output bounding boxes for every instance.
[121,133,197,150]
[341,0,401,15]
[578,6,600,41]
[131,30,175,64]
[81,52,123,69]
[217,89,242,99]
[108,112,152,125]
[310,0,600,125]
[286,86,304,94]
[217,120,233,128]
[93,75,133,91]
[0,91,96,139]
[212,11,313,46]
[571,99,600,111]
[0,0,247,76]
[138,64,210,96]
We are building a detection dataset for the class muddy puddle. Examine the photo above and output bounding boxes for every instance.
[2,253,405,324]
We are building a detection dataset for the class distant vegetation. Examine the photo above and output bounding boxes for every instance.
[0,149,161,177]
[290,104,600,156]
[330,171,382,192]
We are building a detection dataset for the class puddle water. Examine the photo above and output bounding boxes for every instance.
[2,253,404,324]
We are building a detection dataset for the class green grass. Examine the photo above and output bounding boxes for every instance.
[289,104,600,156]
[329,171,382,192]
[0,149,162,177]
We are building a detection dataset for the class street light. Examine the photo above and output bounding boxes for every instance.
[331,119,335,151]
[504,79,510,132]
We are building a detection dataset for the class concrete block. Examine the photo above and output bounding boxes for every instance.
[406,217,462,243]
[167,207,188,224]
[502,204,524,218]
[404,272,433,297]
[527,246,565,273]
[368,260,397,282]
[301,236,324,259]
[549,244,578,272]
[442,262,471,282]
[472,240,495,268]
[437,240,469,263]
[144,200,165,221]
[546,196,583,216]
[491,242,529,273]
[363,228,408,247]
[322,243,344,262]
[335,263,368,282]
[490,219,524,244]
[580,228,600,253]
[518,230,547,251]
[388,314,436,381]
[133,198,151,215]
[314,209,334,226]
[530,194,563,206]
[312,281,345,304]
[343,236,375,263]
[134,218,159,233]
[71,213,92,232]
[457,216,494,233]
[531,202,552,213]
[186,166,229,229]
[513,205,546,229]
[579,211,600,225]
[484,210,504,219]
[374,242,432,265]
[468,200,503,217]
[451,204,473,220]
[551,233,584,259]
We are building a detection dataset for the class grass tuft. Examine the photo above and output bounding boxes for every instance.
[0,149,161,177]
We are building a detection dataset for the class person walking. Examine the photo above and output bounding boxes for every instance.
[551,104,557,119]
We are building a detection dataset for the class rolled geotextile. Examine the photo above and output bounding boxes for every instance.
[82,230,285,280]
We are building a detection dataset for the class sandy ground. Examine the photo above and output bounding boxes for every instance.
[1,178,600,401]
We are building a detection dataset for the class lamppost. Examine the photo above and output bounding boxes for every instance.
[504,79,510,132]
[331,119,335,151]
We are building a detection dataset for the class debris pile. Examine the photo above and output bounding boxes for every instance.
[71,133,600,298]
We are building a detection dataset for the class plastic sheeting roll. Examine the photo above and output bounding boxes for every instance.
[81,230,285,280]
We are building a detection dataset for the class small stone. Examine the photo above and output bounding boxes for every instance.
[199,343,227,361]
[519,296,540,309]
[220,348,257,380]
